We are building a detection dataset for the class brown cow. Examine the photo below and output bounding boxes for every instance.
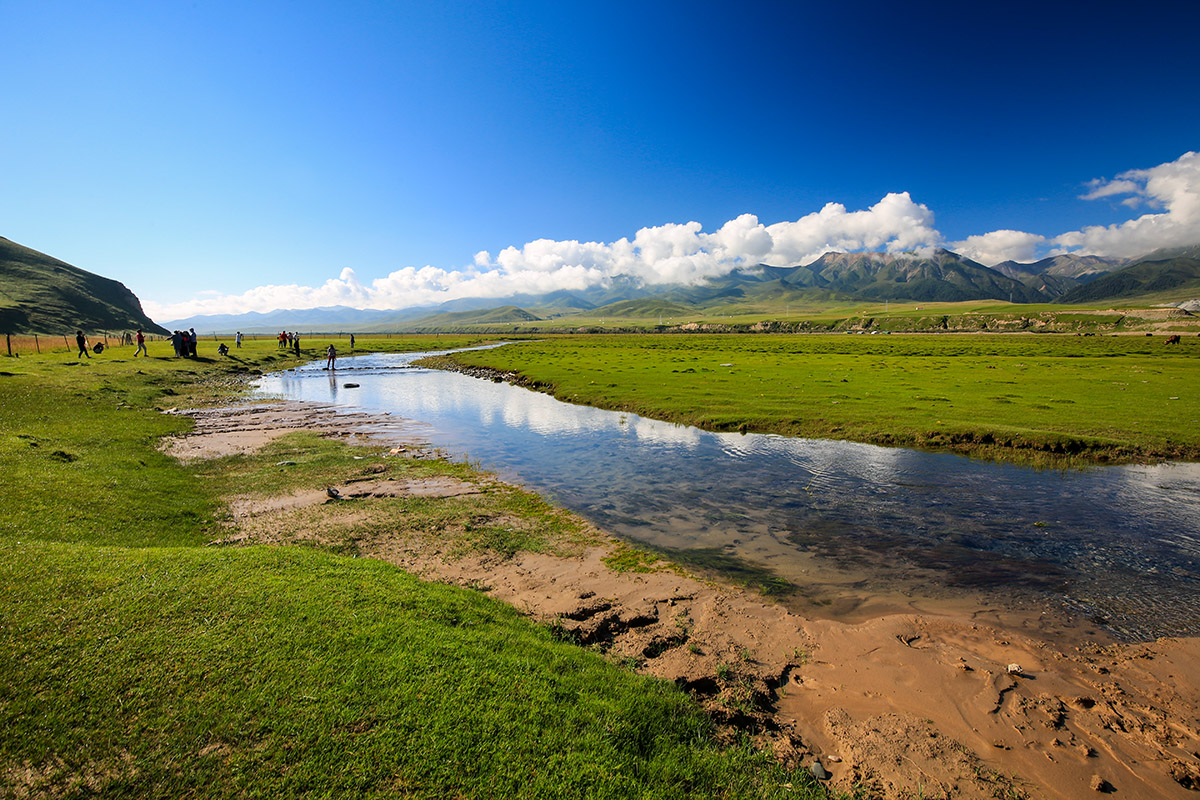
[1165,335,1181,344]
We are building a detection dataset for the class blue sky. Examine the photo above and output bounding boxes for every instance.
[2,0,1197,321]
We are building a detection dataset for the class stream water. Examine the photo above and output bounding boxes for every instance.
[256,347,1200,641]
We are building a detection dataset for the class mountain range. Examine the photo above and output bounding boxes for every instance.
[161,245,1200,332]
[3,234,1198,335]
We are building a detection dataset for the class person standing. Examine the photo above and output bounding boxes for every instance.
[75,330,92,358]
[134,329,147,357]
[325,344,336,370]
[188,328,198,357]
[235,331,243,348]
[293,332,301,354]
[349,333,355,351]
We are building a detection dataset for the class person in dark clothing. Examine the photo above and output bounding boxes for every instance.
[75,330,91,358]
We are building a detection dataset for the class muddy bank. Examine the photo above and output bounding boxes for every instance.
[166,399,1200,799]
[160,400,434,462]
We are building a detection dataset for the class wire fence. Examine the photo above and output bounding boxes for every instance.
[1,331,157,356]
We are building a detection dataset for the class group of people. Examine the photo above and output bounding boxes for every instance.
[272,330,345,367]
[73,329,147,358]
[169,328,199,357]
[274,330,305,354]
[74,328,352,362]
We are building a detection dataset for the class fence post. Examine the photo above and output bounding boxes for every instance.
[5,334,10,357]
[34,334,40,354]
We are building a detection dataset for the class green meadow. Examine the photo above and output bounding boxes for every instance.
[0,337,823,799]
[432,333,1200,463]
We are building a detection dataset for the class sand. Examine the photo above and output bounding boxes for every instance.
[163,400,1200,799]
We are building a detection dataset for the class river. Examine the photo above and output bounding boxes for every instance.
[256,347,1200,641]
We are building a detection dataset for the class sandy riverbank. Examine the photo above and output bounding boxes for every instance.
[164,400,1200,799]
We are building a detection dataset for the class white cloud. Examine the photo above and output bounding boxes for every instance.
[1080,178,1141,201]
[144,153,1200,321]
[763,192,940,266]
[147,194,945,321]
[951,230,1047,265]
[1052,151,1200,258]
[944,151,1200,266]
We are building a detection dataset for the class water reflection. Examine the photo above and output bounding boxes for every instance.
[257,349,1200,641]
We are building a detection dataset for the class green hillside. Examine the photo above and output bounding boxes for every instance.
[0,237,168,335]
[1061,252,1200,304]
[408,304,541,328]
[591,298,695,318]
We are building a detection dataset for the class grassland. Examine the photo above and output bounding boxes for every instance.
[0,336,824,799]
[426,333,1200,463]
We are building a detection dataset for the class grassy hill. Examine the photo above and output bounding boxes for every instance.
[408,304,542,329]
[0,237,168,335]
[590,298,696,319]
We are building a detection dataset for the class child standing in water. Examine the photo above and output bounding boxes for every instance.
[325,344,336,370]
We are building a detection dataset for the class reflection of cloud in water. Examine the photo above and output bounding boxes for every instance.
[630,417,703,448]
[1105,463,1200,557]
[713,429,922,488]
[375,372,711,447]
[1109,462,1200,505]
[367,376,614,438]
[492,385,612,436]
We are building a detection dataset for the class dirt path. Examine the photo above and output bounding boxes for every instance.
[165,400,1200,799]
